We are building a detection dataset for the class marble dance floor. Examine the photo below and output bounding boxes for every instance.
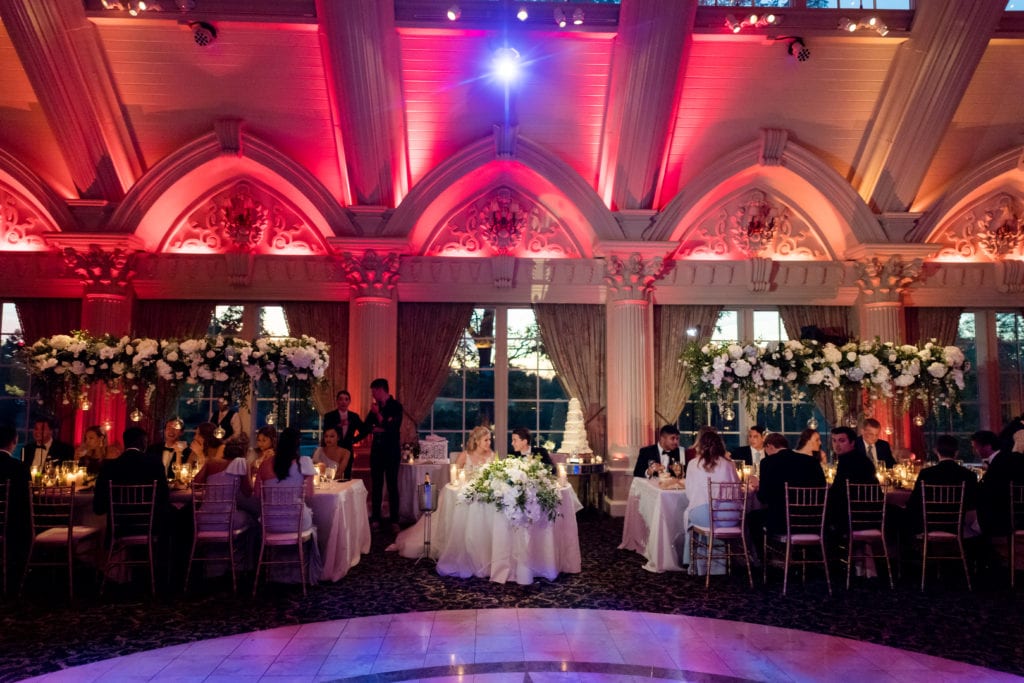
[21,608,1022,683]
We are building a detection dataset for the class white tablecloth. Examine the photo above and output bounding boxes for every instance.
[434,483,582,585]
[310,479,371,581]
[618,477,689,572]
[398,462,452,523]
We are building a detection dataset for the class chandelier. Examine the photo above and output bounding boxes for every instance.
[479,195,526,254]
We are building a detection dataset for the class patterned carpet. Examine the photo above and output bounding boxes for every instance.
[1,511,1022,682]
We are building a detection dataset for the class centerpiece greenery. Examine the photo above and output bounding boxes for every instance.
[459,455,562,528]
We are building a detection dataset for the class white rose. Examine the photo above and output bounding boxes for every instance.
[806,370,824,385]
[733,359,752,377]
[893,373,915,387]
[762,364,782,381]
[927,362,948,378]
[846,351,857,362]
[727,344,743,360]
[943,346,965,366]
[858,354,880,373]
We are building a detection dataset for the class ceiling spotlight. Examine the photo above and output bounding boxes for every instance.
[493,46,521,83]
[554,7,567,28]
[760,13,779,26]
[787,37,810,62]
[572,8,584,25]
[876,23,889,36]
[747,13,758,25]
[446,4,460,21]
[838,17,857,32]
[516,6,528,21]
[725,14,741,34]
[865,16,879,27]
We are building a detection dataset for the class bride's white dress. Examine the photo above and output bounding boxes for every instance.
[386,451,493,559]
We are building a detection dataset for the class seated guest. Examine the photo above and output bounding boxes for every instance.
[76,425,117,475]
[454,425,495,476]
[0,423,31,581]
[255,427,314,534]
[322,389,365,480]
[312,425,351,479]
[194,432,256,524]
[634,424,682,478]
[144,418,190,479]
[683,431,740,546]
[756,432,826,536]
[856,418,895,468]
[971,429,1001,468]
[509,426,554,469]
[795,428,826,465]
[251,425,277,481]
[906,434,978,535]
[978,429,1024,538]
[23,416,74,471]
[828,425,880,534]
[684,426,717,466]
[732,425,767,472]
[188,422,217,471]
[93,427,171,531]
[997,413,1024,454]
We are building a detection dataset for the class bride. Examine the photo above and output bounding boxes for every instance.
[387,426,494,559]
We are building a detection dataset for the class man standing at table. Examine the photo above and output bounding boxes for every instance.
[322,389,365,480]
[364,378,403,533]
[856,418,895,468]
[634,424,681,478]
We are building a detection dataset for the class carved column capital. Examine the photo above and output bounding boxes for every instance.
[603,253,672,301]
[63,244,136,295]
[339,250,401,299]
[853,255,923,304]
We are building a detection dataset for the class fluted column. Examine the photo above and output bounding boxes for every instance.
[853,255,923,449]
[603,253,671,514]
[64,244,136,444]
[340,251,400,415]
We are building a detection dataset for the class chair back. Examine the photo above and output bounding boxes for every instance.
[28,484,76,541]
[192,481,238,534]
[260,485,305,537]
[784,485,828,537]
[921,483,965,537]
[1010,483,1024,533]
[708,481,746,530]
[108,482,156,541]
[846,481,886,534]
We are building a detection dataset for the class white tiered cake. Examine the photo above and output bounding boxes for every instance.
[559,398,593,455]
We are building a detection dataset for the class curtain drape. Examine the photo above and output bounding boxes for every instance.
[131,300,216,443]
[653,305,721,427]
[284,302,350,416]
[15,299,82,344]
[533,304,606,453]
[779,306,855,429]
[397,303,474,444]
[905,307,962,346]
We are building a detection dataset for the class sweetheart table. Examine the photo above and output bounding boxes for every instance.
[433,483,582,585]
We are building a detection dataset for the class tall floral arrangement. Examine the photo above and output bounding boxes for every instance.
[682,338,968,418]
[459,456,562,528]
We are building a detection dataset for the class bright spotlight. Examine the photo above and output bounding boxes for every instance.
[493,47,521,83]
[763,13,778,25]
[554,7,566,28]
[725,14,741,33]
[446,4,460,21]
[572,8,584,25]
[838,17,857,32]
[876,23,889,36]
[516,7,528,21]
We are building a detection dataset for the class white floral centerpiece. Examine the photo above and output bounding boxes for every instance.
[459,456,562,528]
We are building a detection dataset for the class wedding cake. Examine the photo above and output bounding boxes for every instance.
[559,398,593,454]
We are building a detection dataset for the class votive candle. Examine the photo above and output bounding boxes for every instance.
[449,463,458,483]
[557,463,568,486]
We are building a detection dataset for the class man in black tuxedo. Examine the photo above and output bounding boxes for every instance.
[756,432,826,535]
[322,389,365,479]
[144,418,191,479]
[510,426,554,469]
[906,434,978,535]
[22,417,74,471]
[633,424,682,478]
[93,427,169,522]
[976,429,1024,538]
[828,425,879,532]
[731,425,767,471]
[0,423,31,583]
[855,418,895,468]
[364,378,403,533]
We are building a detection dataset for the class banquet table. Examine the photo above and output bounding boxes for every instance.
[397,461,451,523]
[618,477,689,572]
[433,483,582,585]
[310,479,371,581]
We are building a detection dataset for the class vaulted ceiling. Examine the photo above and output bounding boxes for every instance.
[1,0,1023,261]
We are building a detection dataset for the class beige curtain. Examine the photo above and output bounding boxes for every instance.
[397,303,474,444]
[654,305,721,427]
[533,304,606,453]
[905,307,962,346]
[284,302,349,415]
[132,300,215,339]
[779,306,855,429]
[15,299,82,343]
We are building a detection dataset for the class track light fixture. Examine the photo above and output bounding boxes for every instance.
[516,6,528,21]
[446,4,460,21]
[725,15,741,34]
[725,12,780,33]
[842,16,891,37]
[554,7,567,28]
[838,17,857,32]
[572,8,584,26]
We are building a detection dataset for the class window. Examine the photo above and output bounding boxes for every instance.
[420,307,568,455]
[0,303,31,441]
[679,308,828,454]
